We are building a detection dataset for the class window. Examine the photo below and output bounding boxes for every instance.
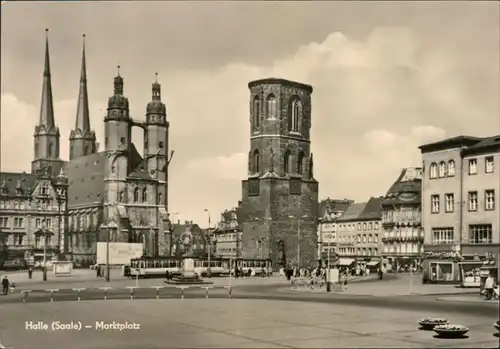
[142,188,147,202]
[134,188,139,202]
[485,190,495,210]
[445,193,454,213]
[429,163,438,179]
[45,219,52,229]
[431,195,440,213]
[157,192,163,204]
[374,222,379,230]
[120,137,126,145]
[119,191,124,202]
[266,95,277,119]
[17,235,23,245]
[252,150,260,174]
[357,223,361,231]
[468,191,478,211]
[438,161,447,178]
[159,142,164,149]
[283,150,290,174]
[35,218,41,228]
[48,143,54,158]
[297,152,304,174]
[485,156,494,173]
[469,224,492,244]
[289,99,301,132]
[368,222,373,230]
[432,228,454,244]
[253,96,260,130]
[447,160,455,177]
[468,159,477,175]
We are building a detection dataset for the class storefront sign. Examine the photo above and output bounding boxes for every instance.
[424,251,464,261]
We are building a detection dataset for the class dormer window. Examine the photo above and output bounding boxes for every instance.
[159,142,164,149]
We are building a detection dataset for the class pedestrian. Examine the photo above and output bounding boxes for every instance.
[28,267,33,279]
[2,276,9,295]
[484,275,494,300]
[96,265,101,278]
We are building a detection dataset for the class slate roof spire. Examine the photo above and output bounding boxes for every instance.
[38,28,55,130]
[74,33,90,133]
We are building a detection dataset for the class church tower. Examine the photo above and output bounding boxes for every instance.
[102,67,131,234]
[32,29,64,177]
[240,78,319,269]
[69,34,97,160]
[144,73,169,210]
[144,74,171,256]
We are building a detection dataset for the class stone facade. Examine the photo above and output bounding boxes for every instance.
[240,78,319,269]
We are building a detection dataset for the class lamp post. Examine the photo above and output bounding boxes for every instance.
[289,215,309,267]
[106,223,110,282]
[204,209,211,278]
[42,219,47,282]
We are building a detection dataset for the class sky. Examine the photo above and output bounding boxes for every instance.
[1,1,499,227]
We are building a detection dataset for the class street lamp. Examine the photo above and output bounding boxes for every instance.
[204,209,211,278]
[289,214,309,267]
[41,219,48,282]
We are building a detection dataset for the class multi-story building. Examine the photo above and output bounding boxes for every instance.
[317,198,353,263]
[0,31,173,265]
[0,170,68,266]
[381,167,424,271]
[240,78,319,269]
[170,220,208,258]
[213,207,244,258]
[420,135,500,284]
[336,197,383,268]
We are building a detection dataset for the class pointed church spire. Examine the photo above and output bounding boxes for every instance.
[74,33,90,132]
[38,28,55,129]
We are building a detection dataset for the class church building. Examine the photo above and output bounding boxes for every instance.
[0,30,173,266]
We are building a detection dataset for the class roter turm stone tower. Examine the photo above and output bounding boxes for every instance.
[240,78,319,269]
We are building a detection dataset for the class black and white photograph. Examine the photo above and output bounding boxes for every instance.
[0,1,499,348]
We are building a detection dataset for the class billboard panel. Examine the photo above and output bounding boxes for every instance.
[96,242,143,265]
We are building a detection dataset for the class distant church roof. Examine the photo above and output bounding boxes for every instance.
[65,152,106,207]
[0,172,37,197]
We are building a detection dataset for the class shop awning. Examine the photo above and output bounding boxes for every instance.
[337,258,355,266]
[367,261,380,267]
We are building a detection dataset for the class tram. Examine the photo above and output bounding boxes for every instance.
[125,256,272,278]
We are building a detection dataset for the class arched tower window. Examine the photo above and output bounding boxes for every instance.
[447,160,455,177]
[252,150,260,174]
[438,161,447,178]
[158,192,163,205]
[297,152,305,175]
[429,163,438,179]
[134,188,139,202]
[48,143,54,158]
[142,187,147,202]
[266,94,277,119]
[284,150,291,175]
[288,98,301,132]
[119,191,124,202]
[253,96,260,131]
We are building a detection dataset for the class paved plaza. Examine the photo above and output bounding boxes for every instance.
[1,299,498,349]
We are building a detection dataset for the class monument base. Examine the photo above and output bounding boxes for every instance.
[165,258,213,285]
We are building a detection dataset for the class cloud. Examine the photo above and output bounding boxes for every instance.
[1,5,498,226]
[185,153,247,180]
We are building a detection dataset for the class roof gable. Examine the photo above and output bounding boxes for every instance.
[65,152,106,207]
[359,197,382,220]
